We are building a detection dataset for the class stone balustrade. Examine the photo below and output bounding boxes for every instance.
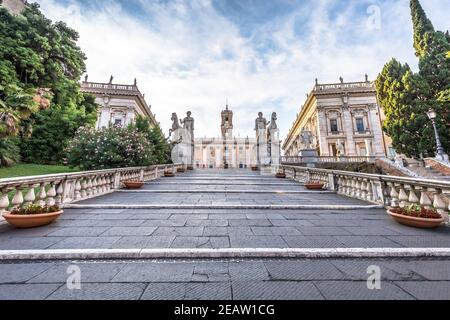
[281,156,377,165]
[0,164,182,213]
[281,165,450,221]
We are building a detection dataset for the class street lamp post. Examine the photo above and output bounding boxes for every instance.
[426,108,449,162]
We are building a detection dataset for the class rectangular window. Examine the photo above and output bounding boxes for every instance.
[330,119,338,133]
[114,119,122,127]
[356,118,365,133]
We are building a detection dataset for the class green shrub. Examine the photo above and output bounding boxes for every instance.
[0,137,20,167]
[66,125,157,170]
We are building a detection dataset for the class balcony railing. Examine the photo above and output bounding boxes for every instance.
[281,156,377,164]
[280,165,450,221]
[313,81,375,92]
[0,164,182,213]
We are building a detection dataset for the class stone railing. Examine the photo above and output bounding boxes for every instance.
[281,156,377,165]
[81,82,139,93]
[281,165,450,220]
[313,81,375,93]
[0,164,182,213]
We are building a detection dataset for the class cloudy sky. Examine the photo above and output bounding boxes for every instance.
[35,0,450,139]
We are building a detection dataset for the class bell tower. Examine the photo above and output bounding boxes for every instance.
[221,103,233,140]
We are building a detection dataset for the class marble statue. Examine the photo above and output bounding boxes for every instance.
[268,112,278,130]
[300,128,313,149]
[336,139,345,157]
[169,113,181,136]
[181,111,194,133]
[255,112,269,131]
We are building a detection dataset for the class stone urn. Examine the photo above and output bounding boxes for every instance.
[123,180,144,189]
[2,210,63,229]
[387,209,444,229]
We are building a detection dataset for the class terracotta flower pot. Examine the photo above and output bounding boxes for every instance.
[304,182,325,190]
[276,172,286,179]
[177,168,186,173]
[251,166,259,171]
[123,181,144,189]
[187,166,194,171]
[164,171,175,177]
[2,211,62,229]
[387,209,444,229]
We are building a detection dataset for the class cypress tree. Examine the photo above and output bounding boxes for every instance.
[376,0,449,158]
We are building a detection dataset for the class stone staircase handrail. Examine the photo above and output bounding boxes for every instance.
[281,165,450,221]
[0,163,183,213]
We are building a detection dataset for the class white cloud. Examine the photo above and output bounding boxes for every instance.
[34,0,450,140]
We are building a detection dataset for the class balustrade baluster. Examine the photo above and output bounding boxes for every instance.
[46,182,57,206]
[55,181,64,206]
[75,179,82,200]
[407,186,420,207]
[360,180,367,200]
[388,183,399,208]
[433,191,448,222]
[0,190,9,214]
[81,179,88,198]
[419,189,433,209]
[24,186,36,207]
[11,187,24,209]
[36,183,47,207]
[86,178,93,197]
[398,184,409,208]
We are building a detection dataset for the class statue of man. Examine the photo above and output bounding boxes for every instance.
[181,111,194,133]
[336,139,345,156]
[255,112,268,131]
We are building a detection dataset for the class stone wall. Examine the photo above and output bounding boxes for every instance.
[425,158,450,175]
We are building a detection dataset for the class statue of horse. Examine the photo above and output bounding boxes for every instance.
[169,113,181,136]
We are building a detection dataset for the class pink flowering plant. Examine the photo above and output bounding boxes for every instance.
[66,125,157,170]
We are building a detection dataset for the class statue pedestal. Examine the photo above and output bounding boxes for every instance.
[299,149,318,167]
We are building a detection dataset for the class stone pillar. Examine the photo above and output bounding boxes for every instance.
[342,109,357,156]
[269,128,281,169]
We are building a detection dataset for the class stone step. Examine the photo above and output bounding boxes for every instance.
[2,248,450,260]
[116,189,335,194]
[64,204,383,210]
[150,181,301,186]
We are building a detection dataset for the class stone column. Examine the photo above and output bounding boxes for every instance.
[342,109,357,156]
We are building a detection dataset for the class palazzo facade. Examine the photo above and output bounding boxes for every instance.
[193,105,257,169]
[283,77,394,158]
[80,77,158,129]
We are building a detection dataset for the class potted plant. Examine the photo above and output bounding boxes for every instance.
[2,205,63,229]
[123,180,144,189]
[304,180,325,190]
[164,170,175,177]
[387,204,444,229]
[275,170,286,179]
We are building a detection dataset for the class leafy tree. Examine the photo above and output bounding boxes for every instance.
[376,0,450,158]
[134,116,172,164]
[0,4,97,166]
